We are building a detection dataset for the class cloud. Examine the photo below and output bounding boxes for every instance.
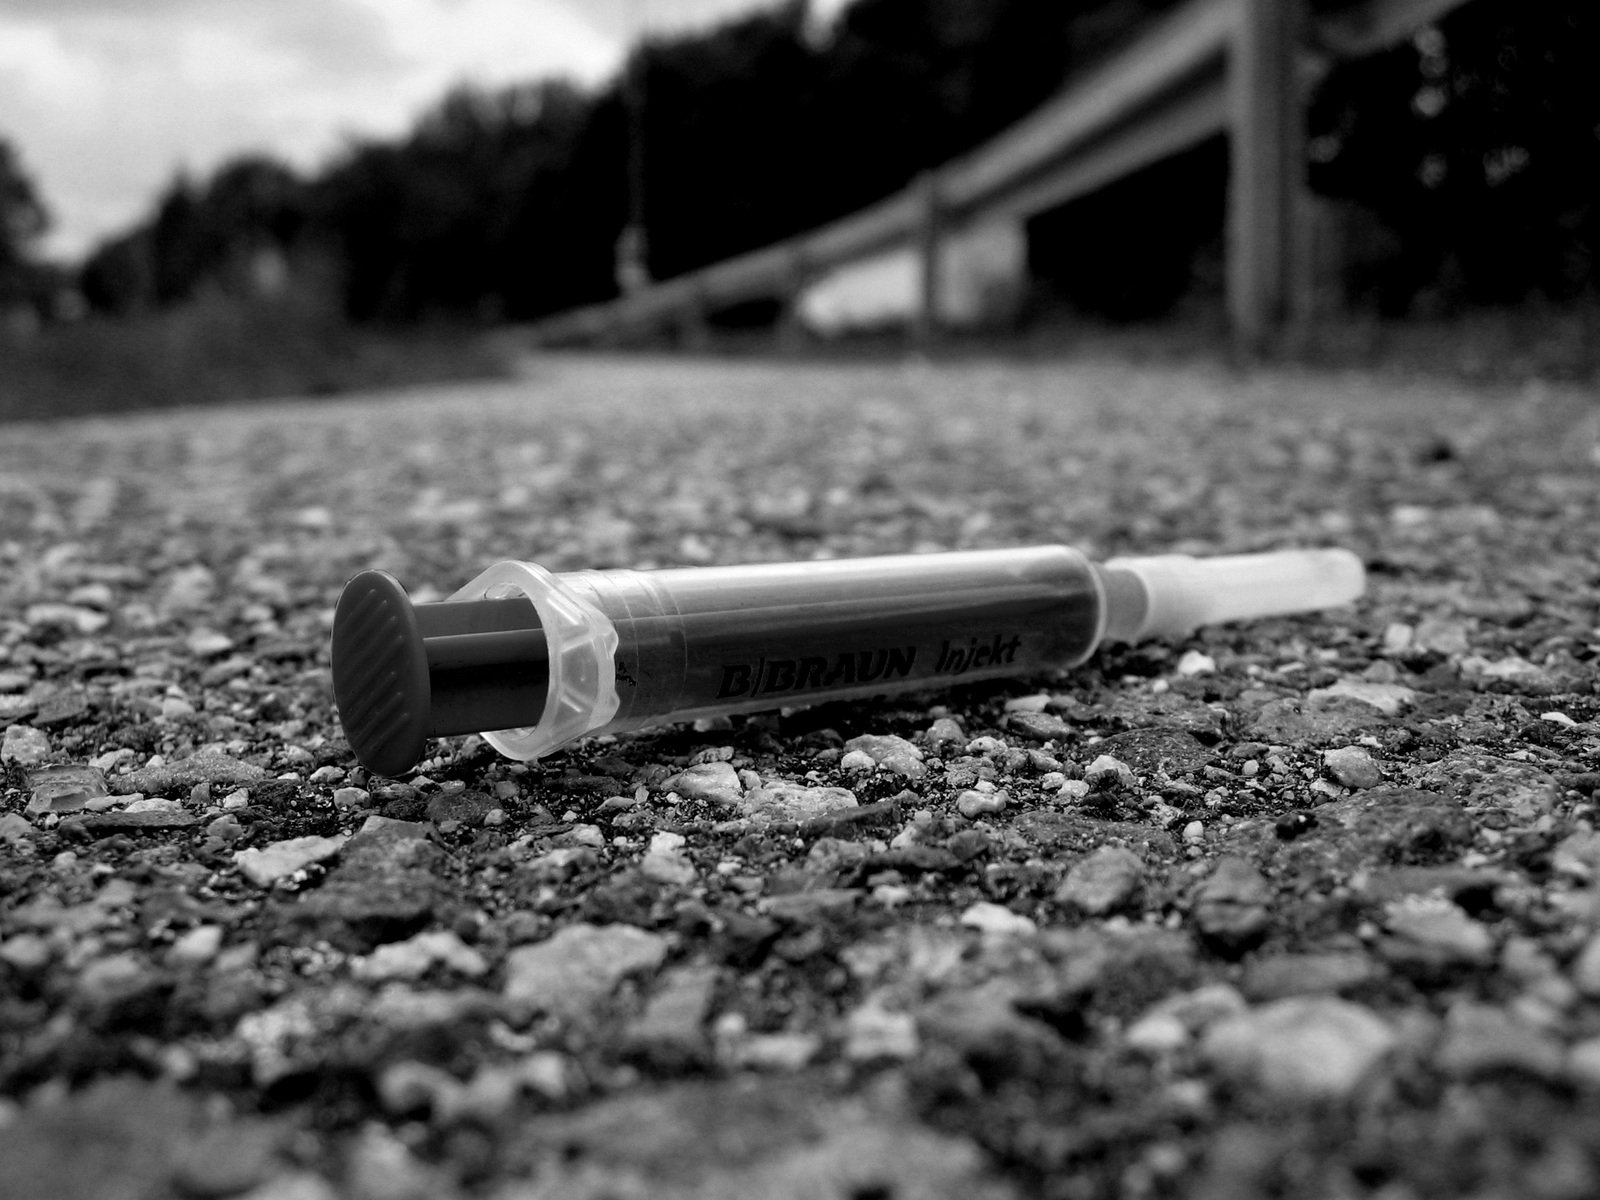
[0,0,622,258]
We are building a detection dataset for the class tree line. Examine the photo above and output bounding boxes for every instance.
[2,0,1596,328]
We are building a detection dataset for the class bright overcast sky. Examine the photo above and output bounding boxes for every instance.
[0,0,847,260]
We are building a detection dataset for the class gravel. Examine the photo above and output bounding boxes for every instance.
[2,353,1599,1198]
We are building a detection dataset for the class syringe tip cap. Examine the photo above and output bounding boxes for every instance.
[331,570,432,778]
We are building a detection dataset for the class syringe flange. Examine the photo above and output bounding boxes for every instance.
[330,569,548,776]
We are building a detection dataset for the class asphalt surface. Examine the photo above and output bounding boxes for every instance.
[2,352,1599,1199]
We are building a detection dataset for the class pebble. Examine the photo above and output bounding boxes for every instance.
[1201,996,1396,1101]
[1003,693,1051,712]
[1176,649,1215,677]
[736,1032,822,1071]
[1085,754,1135,787]
[1242,952,1383,1000]
[1007,710,1073,742]
[354,930,489,981]
[332,786,370,809]
[1055,846,1145,915]
[640,845,697,885]
[1,725,49,765]
[502,923,669,1019]
[662,760,744,806]
[1308,679,1415,717]
[624,964,718,1069]
[1379,896,1494,971]
[1569,931,1600,998]
[169,925,225,966]
[1551,830,1600,883]
[0,933,52,972]
[25,764,108,814]
[1127,983,1247,1052]
[844,1001,920,1062]
[959,901,1036,937]
[843,733,926,779]
[1191,856,1272,954]
[741,781,858,822]
[956,789,1007,818]
[112,752,265,795]
[234,834,350,888]
[0,813,35,844]
[24,602,109,634]
[185,628,235,658]
[1567,1037,1600,1089]
[1434,1000,1564,1079]
[924,717,966,750]
[1323,746,1382,790]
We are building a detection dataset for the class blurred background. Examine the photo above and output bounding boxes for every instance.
[1,0,1596,420]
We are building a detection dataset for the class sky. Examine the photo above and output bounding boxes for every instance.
[0,0,846,260]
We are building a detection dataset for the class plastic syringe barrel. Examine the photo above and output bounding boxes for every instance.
[330,545,1364,775]
[332,546,1103,775]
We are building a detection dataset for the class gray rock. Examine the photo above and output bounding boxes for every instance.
[1096,728,1211,775]
[1323,746,1382,790]
[1006,711,1073,743]
[1241,952,1384,1000]
[235,834,349,888]
[1192,856,1273,955]
[64,810,201,837]
[1569,931,1600,998]
[0,812,36,844]
[742,782,858,823]
[662,761,744,807]
[1202,996,1396,1101]
[924,717,967,751]
[270,821,443,951]
[625,963,719,1070]
[1,724,49,765]
[1378,896,1493,974]
[1055,846,1145,915]
[25,764,108,814]
[504,923,670,1019]
[1307,680,1415,717]
[353,930,489,981]
[111,752,265,795]
[1434,1001,1564,1080]
[843,733,926,778]
[1245,694,1385,743]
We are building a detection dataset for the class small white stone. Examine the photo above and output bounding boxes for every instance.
[1003,694,1050,713]
[1182,820,1206,844]
[234,834,349,887]
[956,789,1007,818]
[1085,755,1134,787]
[331,786,369,809]
[169,925,224,966]
[1176,650,1216,677]
[959,901,1036,937]
[844,1002,919,1062]
[838,750,877,773]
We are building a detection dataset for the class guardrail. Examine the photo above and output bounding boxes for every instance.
[528,0,1471,351]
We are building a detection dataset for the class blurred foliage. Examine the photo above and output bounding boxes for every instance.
[1309,2,1600,315]
[0,138,51,312]
[10,0,1600,337]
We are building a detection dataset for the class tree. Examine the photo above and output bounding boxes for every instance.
[0,137,49,306]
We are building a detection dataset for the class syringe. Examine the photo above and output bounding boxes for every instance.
[330,545,1364,777]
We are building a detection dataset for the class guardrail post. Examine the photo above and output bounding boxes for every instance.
[1228,0,1304,354]
[776,245,810,352]
[915,170,943,348]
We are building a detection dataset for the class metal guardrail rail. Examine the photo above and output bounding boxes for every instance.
[528,0,1472,350]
